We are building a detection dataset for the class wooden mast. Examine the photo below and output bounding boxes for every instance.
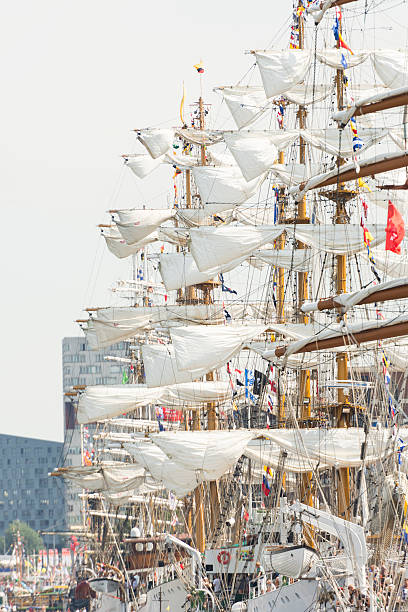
[335,9,351,521]
[297,4,313,512]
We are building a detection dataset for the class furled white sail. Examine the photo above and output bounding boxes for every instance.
[150,430,255,480]
[223,132,280,181]
[283,83,333,105]
[366,249,408,278]
[301,127,387,157]
[269,163,320,187]
[255,50,312,98]
[53,464,146,493]
[333,86,408,127]
[281,313,408,360]
[176,128,223,146]
[124,442,201,496]
[170,324,266,374]
[101,226,158,259]
[215,86,270,129]
[137,128,175,159]
[262,427,406,469]
[288,224,386,254]
[190,225,285,272]
[77,382,234,424]
[291,151,408,200]
[176,204,234,227]
[142,344,204,388]
[158,252,247,291]
[371,50,408,89]
[125,155,163,178]
[251,248,314,272]
[192,166,265,204]
[302,277,408,314]
[115,209,176,245]
[86,304,249,349]
[316,49,370,69]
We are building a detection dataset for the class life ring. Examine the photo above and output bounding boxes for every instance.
[217,550,231,565]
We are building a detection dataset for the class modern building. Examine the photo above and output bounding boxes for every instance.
[0,434,64,547]
[62,337,125,529]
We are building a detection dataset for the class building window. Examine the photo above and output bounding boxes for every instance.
[65,403,76,430]
[64,366,71,375]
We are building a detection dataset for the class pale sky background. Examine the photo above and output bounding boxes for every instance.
[1,0,407,442]
[0,0,290,442]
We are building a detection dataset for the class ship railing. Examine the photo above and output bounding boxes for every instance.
[248,573,293,599]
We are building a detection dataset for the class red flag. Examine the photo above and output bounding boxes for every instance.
[386,201,405,254]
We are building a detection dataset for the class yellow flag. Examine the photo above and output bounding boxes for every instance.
[358,177,371,192]
[180,82,186,126]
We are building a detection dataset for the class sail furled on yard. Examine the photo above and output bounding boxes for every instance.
[192,166,266,204]
[254,50,312,98]
[170,324,266,374]
[77,381,234,424]
[189,224,386,272]
[158,251,247,291]
[52,464,146,493]
[124,442,201,497]
[115,209,176,245]
[136,128,175,159]
[101,226,158,259]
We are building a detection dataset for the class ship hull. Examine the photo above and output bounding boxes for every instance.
[247,579,319,612]
[139,578,188,612]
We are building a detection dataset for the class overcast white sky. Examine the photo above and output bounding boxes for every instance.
[1,0,407,442]
[0,0,291,442]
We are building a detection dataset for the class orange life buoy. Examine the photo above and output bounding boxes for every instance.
[217,550,231,565]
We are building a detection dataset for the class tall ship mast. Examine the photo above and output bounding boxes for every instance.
[52,1,408,610]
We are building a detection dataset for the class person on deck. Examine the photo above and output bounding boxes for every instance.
[74,578,97,612]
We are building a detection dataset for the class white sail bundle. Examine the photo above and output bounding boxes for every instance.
[189,224,386,272]
[124,442,202,496]
[53,464,146,493]
[300,127,387,157]
[176,128,223,146]
[365,249,408,278]
[333,86,408,127]
[150,430,255,481]
[280,313,408,361]
[125,155,164,178]
[254,50,312,98]
[190,225,285,272]
[269,163,321,187]
[176,204,234,227]
[223,132,282,181]
[291,151,408,201]
[261,427,408,470]
[142,344,206,388]
[115,209,176,245]
[192,166,266,204]
[316,48,370,69]
[101,226,158,259]
[302,277,408,314]
[215,84,332,130]
[215,86,270,129]
[223,129,386,180]
[288,224,386,254]
[170,324,266,374]
[283,82,333,105]
[254,48,408,103]
[136,128,175,159]
[371,50,408,89]
[86,304,251,349]
[251,248,314,272]
[158,251,247,291]
[77,381,234,424]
